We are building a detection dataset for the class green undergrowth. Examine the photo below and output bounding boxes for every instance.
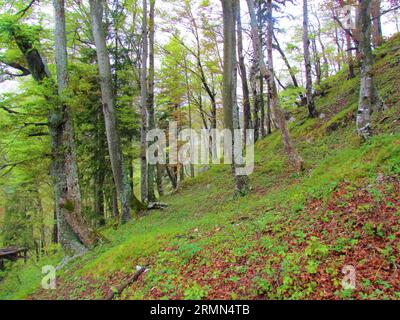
[1,34,400,300]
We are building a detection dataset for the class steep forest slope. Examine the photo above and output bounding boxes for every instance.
[1,33,400,300]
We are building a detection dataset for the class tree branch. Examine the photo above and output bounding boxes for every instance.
[16,0,37,17]
[28,132,49,137]
[332,15,358,46]
[0,105,20,114]
[23,122,48,127]
[378,4,400,18]
[0,59,31,77]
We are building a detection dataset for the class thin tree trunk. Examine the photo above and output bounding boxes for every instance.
[333,24,342,71]
[257,0,265,138]
[250,60,259,142]
[94,106,105,226]
[146,0,156,201]
[246,0,304,171]
[338,0,356,79]
[273,33,300,88]
[35,188,46,255]
[112,186,119,218]
[303,0,317,117]
[356,0,376,139]
[140,0,149,203]
[236,0,252,138]
[266,79,272,135]
[346,31,355,79]
[89,0,139,223]
[184,56,195,178]
[371,0,383,47]
[259,75,265,138]
[156,164,164,196]
[222,0,249,196]
[312,9,329,79]
[311,34,322,85]
[52,205,58,244]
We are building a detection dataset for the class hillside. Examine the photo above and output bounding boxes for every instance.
[1,33,400,300]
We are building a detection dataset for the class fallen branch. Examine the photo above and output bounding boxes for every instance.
[147,202,168,210]
[28,132,49,137]
[105,266,148,300]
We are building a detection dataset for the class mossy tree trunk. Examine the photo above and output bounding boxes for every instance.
[54,0,99,249]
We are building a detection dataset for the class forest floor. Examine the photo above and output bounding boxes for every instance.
[1,33,400,300]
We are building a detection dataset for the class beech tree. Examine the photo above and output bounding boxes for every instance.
[53,0,99,251]
[140,0,149,203]
[89,0,141,223]
[303,0,317,117]
[356,0,378,139]
[147,0,156,201]
[221,0,249,196]
[236,0,252,138]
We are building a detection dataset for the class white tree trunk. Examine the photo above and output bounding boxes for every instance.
[356,0,376,139]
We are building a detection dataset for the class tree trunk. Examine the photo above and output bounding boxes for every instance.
[184,56,195,178]
[222,0,249,196]
[266,79,272,135]
[259,75,265,138]
[156,164,164,196]
[147,0,156,201]
[54,0,100,248]
[250,60,259,142]
[246,0,304,171]
[89,0,138,223]
[311,7,329,80]
[356,0,376,139]
[257,0,265,138]
[236,0,252,139]
[52,205,58,244]
[303,0,317,117]
[338,0,355,79]
[112,186,119,218]
[273,33,300,88]
[35,188,46,255]
[346,32,355,79]
[94,106,106,226]
[371,0,383,47]
[311,35,322,85]
[140,0,149,203]
[166,165,178,189]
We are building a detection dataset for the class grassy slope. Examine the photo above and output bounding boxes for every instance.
[1,34,400,300]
